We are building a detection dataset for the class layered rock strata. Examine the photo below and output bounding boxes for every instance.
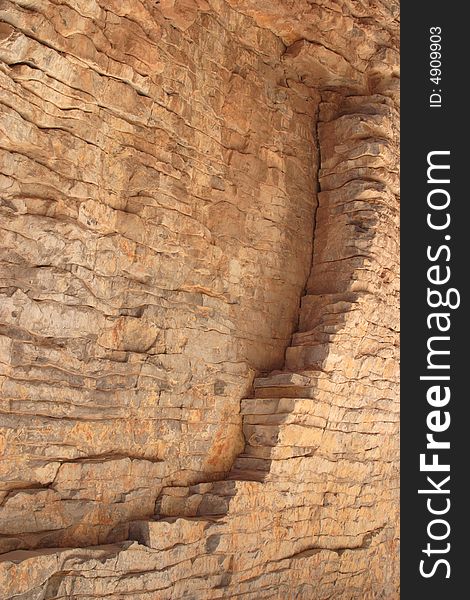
[0,0,399,597]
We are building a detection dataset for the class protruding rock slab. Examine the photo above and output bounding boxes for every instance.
[253,373,315,397]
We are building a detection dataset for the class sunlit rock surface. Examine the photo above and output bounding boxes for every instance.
[0,0,399,597]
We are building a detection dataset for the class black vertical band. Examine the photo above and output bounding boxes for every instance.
[401,5,467,597]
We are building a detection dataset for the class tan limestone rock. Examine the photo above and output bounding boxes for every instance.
[0,0,399,597]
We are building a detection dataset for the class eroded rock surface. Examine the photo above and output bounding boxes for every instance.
[0,0,399,597]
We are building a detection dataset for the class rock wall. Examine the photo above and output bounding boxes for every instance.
[0,0,399,598]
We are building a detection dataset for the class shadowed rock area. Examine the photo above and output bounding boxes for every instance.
[0,0,399,597]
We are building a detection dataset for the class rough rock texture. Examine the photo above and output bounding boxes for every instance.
[0,0,399,597]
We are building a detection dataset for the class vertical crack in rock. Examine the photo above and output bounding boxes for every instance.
[289,98,323,351]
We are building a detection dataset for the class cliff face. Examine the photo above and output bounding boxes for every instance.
[0,1,399,598]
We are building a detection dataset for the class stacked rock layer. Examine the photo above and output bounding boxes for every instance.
[0,0,399,598]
